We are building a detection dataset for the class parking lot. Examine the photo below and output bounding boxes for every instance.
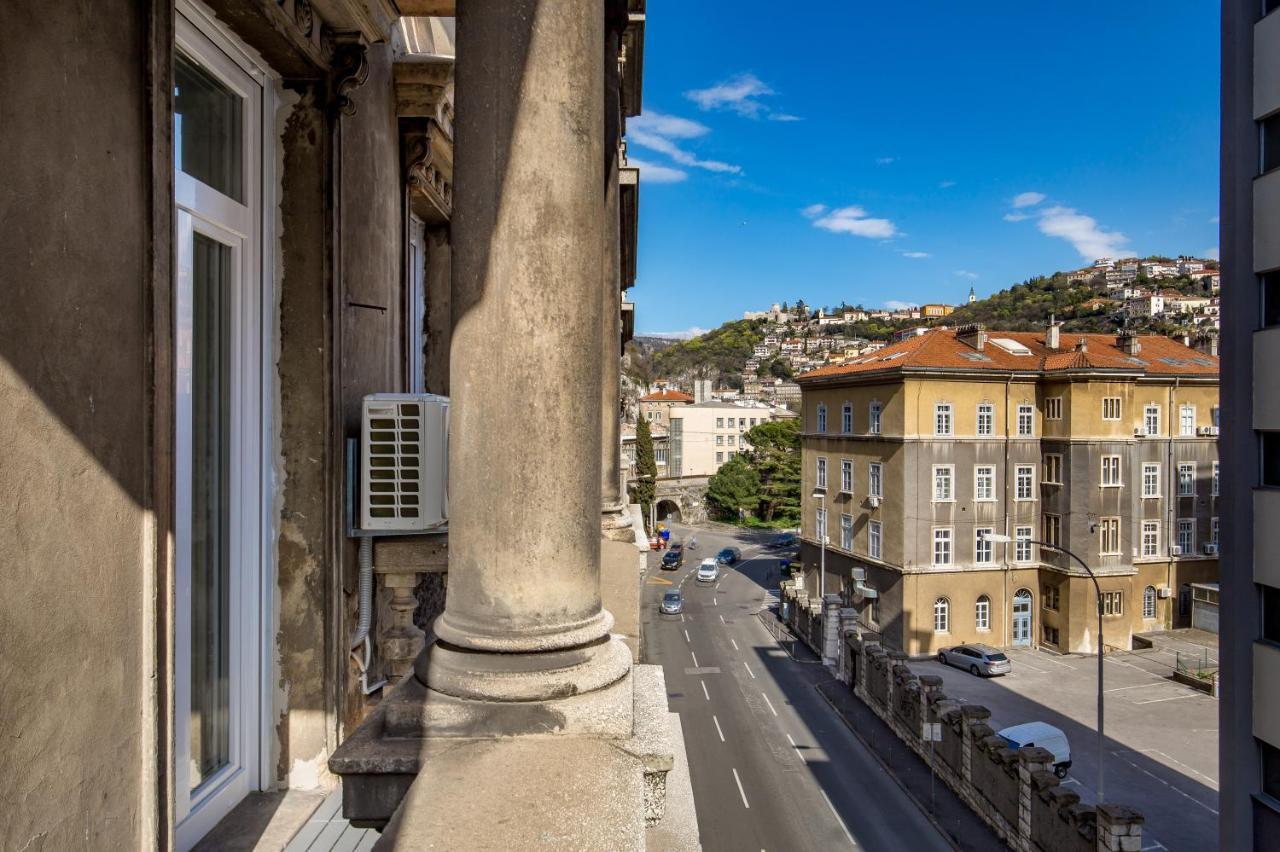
[913,645,1218,852]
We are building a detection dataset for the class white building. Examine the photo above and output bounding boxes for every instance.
[667,401,784,477]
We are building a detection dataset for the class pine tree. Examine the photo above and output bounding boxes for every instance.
[632,418,657,533]
[705,456,762,521]
[743,419,801,523]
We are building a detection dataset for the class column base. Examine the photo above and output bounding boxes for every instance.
[602,501,635,541]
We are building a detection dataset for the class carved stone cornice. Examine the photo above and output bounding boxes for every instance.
[394,62,454,135]
[202,0,331,77]
[402,117,453,224]
[329,37,369,117]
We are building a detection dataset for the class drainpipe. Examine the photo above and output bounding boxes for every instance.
[350,535,387,695]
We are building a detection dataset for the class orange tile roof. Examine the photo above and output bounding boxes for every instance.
[796,328,1218,383]
[640,390,695,402]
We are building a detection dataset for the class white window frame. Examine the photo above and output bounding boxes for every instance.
[868,462,883,499]
[716,451,724,463]
[841,402,853,434]
[1015,464,1036,501]
[1143,586,1157,618]
[716,435,723,447]
[974,528,994,564]
[1102,397,1122,420]
[1179,404,1195,436]
[1017,404,1035,436]
[1099,517,1121,555]
[975,595,991,631]
[935,403,953,436]
[933,597,950,633]
[816,456,827,490]
[1178,462,1196,496]
[869,520,882,559]
[1142,520,1160,557]
[974,465,995,501]
[869,401,882,435]
[840,513,854,550]
[1178,518,1195,554]
[1212,461,1220,496]
[933,465,954,502]
[932,528,953,566]
[840,459,853,494]
[976,403,994,436]
[816,403,827,434]
[173,7,274,845]
[1142,462,1161,498]
[1014,526,1034,562]
[1101,455,1121,487]
[816,507,828,542]
[1144,404,1161,436]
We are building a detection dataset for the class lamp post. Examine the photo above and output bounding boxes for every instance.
[812,487,828,662]
[982,532,1106,803]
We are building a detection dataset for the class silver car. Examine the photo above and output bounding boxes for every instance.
[660,591,683,615]
[937,643,1012,677]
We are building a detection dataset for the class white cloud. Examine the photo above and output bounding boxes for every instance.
[769,113,802,122]
[801,203,827,218]
[684,73,797,121]
[642,327,710,340]
[625,157,687,184]
[955,270,979,279]
[1012,191,1047,208]
[1204,247,1220,261]
[875,156,896,165]
[809,205,898,239]
[626,110,741,175]
[1003,212,1030,222]
[901,251,931,258]
[884,300,918,311]
[939,180,957,189]
[1035,205,1129,260]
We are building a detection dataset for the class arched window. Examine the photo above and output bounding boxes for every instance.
[1143,585,1156,619]
[933,597,950,633]
[841,401,853,434]
[975,595,991,630]
[816,403,827,433]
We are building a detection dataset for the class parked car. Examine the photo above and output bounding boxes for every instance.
[660,546,684,570]
[771,532,797,548]
[716,547,741,565]
[660,591,683,615]
[937,643,1012,677]
[997,722,1072,778]
[648,536,661,550]
[696,558,719,583]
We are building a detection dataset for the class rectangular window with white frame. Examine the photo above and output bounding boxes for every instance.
[869,520,882,559]
[869,401,882,435]
[816,456,827,490]
[868,462,883,498]
[974,465,995,501]
[976,403,994,436]
[1179,404,1195,436]
[816,405,827,433]
[1212,461,1220,496]
[974,527,994,564]
[1177,519,1194,554]
[841,403,853,434]
[935,403,953,436]
[1101,455,1121,487]
[1017,404,1034,436]
[840,459,853,494]
[716,435,723,446]
[1044,453,1062,484]
[716,451,723,463]
[1014,526,1034,562]
[1102,397,1122,420]
[1142,521,1160,556]
[841,513,853,550]
[1045,397,1063,420]
[933,465,954,501]
[1144,404,1161,436]
[1142,463,1161,498]
[1015,464,1035,500]
[933,528,953,565]
[1099,517,1120,554]
[816,507,827,542]
[727,435,735,447]
[1178,462,1195,496]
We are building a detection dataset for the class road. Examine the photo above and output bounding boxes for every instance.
[642,523,954,852]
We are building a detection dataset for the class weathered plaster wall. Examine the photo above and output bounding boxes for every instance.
[0,0,163,847]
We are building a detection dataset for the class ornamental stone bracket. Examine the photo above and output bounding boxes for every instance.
[329,36,369,117]
[401,117,453,224]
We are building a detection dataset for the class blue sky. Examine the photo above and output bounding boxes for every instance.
[631,1,1220,337]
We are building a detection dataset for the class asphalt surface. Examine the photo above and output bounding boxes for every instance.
[642,523,953,852]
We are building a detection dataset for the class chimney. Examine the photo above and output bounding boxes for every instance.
[1116,329,1141,355]
[1046,314,1061,350]
[956,322,986,351]
[1075,336,1088,353]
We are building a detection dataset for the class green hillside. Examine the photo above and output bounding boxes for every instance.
[650,318,766,382]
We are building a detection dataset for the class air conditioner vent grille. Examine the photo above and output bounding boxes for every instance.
[361,394,448,530]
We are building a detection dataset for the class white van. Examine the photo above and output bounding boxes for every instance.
[997,722,1072,778]
[696,558,719,583]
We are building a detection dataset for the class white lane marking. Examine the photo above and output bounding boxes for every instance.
[1142,841,1169,851]
[691,651,699,667]
[719,614,726,625]
[744,661,756,679]
[701,680,710,702]
[761,692,778,717]
[1134,693,1199,705]
[713,714,725,742]
[713,595,718,606]
[732,768,750,809]
[1112,753,1219,815]
[1105,683,1156,693]
[716,582,721,590]
[1125,749,1218,787]
[680,614,685,623]
[683,629,691,643]
[786,733,806,764]
[820,788,858,848]
[731,638,739,651]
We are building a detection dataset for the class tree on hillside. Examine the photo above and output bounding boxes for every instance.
[744,419,801,523]
[631,418,656,533]
[767,358,794,380]
[705,456,761,521]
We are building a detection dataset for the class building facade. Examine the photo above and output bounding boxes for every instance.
[638,388,694,429]
[1221,1,1280,847]
[796,326,1219,657]
[668,401,784,477]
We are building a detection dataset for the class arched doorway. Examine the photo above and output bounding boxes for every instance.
[1012,588,1033,646]
[656,499,682,523]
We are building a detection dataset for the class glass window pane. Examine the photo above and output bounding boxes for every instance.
[175,52,244,201]
[190,232,232,790]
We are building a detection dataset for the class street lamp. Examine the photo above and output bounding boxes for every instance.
[982,532,1106,803]
[812,487,828,663]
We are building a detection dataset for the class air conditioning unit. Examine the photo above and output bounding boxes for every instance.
[1133,427,1145,437]
[1197,426,1220,437]
[1203,543,1219,556]
[1157,586,1173,599]
[1170,545,1183,556]
[867,496,881,508]
[361,393,449,531]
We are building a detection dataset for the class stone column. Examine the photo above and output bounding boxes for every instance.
[417,0,630,703]
[1096,805,1145,852]
[600,14,630,539]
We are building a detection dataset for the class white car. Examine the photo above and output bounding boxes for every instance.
[998,722,1072,778]
[696,558,719,583]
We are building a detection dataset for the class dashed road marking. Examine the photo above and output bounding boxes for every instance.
[744,661,756,680]
[701,680,710,701]
[713,714,725,742]
[683,629,691,644]
[732,768,750,809]
[731,638,739,651]
[1112,753,1218,815]
[691,651,699,667]
[786,733,805,764]
[719,614,726,625]
[761,692,778,717]
[1134,693,1199,705]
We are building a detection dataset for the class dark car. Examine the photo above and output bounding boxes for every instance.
[937,644,1012,677]
[716,547,741,565]
[771,532,797,548]
[660,546,684,570]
